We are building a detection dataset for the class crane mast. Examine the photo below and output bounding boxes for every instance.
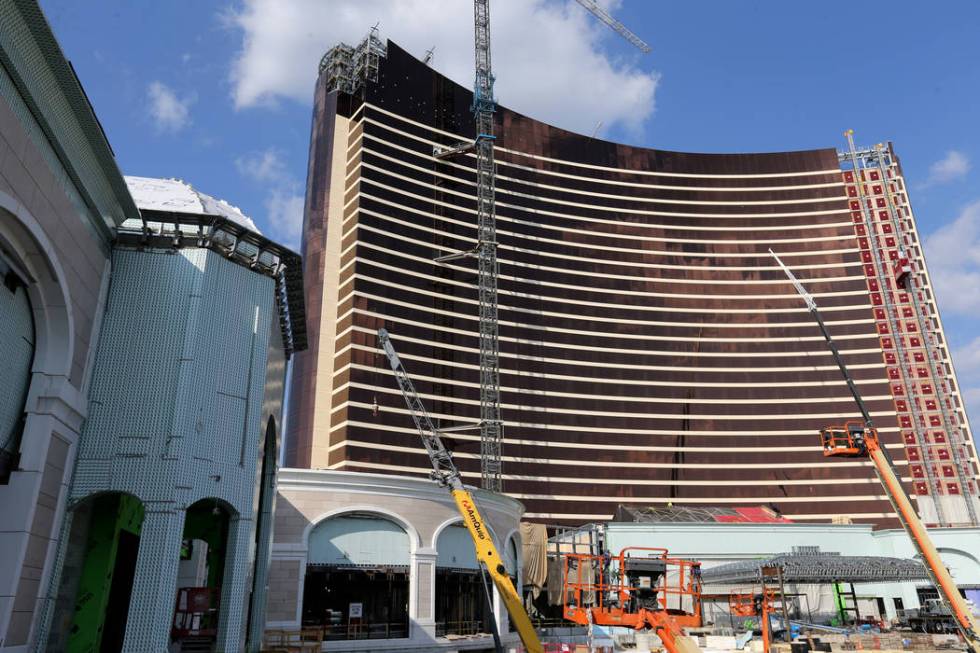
[771,251,980,652]
[441,0,650,493]
[472,0,503,493]
[377,329,543,653]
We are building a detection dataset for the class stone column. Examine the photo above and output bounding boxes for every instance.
[493,582,509,636]
[122,507,186,652]
[411,548,438,641]
[214,515,255,652]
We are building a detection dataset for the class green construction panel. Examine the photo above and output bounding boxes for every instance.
[68,494,144,653]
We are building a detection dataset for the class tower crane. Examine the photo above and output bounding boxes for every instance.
[432,1,651,494]
[770,249,980,653]
[469,0,503,494]
[377,328,543,653]
[574,0,652,53]
[432,0,503,492]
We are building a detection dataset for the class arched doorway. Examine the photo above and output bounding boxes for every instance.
[303,512,411,640]
[0,253,35,482]
[435,522,493,637]
[171,499,233,649]
[48,492,145,653]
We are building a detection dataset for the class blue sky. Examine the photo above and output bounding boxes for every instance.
[41,1,980,421]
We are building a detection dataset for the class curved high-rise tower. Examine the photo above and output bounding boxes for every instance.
[286,38,980,527]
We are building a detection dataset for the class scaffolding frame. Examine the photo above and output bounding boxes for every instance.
[839,136,979,526]
[318,28,386,97]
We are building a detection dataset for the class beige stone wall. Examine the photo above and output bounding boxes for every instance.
[264,469,525,643]
[309,114,351,470]
[273,480,520,550]
[265,559,303,623]
[0,56,112,647]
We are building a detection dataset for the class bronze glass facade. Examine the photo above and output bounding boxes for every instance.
[286,41,980,526]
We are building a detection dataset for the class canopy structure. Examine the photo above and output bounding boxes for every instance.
[614,505,792,524]
[701,548,930,585]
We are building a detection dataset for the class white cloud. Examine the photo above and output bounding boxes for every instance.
[264,188,305,248]
[236,148,291,185]
[236,148,304,248]
[927,202,980,424]
[924,200,980,316]
[952,338,980,426]
[953,337,980,378]
[226,0,659,137]
[923,150,970,187]
[147,81,193,133]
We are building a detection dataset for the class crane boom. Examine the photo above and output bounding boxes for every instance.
[769,249,873,429]
[771,252,980,652]
[377,329,543,653]
[574,0,651,53]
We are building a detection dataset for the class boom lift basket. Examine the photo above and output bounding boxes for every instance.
[821,421,875,457]
[562,547,702,629]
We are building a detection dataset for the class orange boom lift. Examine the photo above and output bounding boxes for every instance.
[728,589,782,653]
[562,547,703,653]
[771,249,980,653]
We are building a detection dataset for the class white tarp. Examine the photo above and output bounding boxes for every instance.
[124,176,260,232]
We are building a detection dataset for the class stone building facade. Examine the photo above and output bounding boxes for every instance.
[0,3,305,650]
[264,469,524,652]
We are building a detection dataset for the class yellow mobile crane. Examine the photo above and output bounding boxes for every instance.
[377,328,543,653]
[770,250,980,653]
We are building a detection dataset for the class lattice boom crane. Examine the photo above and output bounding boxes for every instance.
[574,0,651,53]
[377,328,543,653]
[471,0,503,494]
[771,250,980,653]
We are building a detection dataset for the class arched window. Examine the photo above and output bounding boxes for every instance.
[304,513,411,640]
[435,523,492,637]
[0,255,35,482]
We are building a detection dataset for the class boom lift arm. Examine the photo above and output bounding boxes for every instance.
[377,328,543,653]
[770,250,980,652]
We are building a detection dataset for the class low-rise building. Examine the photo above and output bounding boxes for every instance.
[264,469,525,652]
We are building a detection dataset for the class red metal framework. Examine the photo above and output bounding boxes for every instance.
[172,586,220,639]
